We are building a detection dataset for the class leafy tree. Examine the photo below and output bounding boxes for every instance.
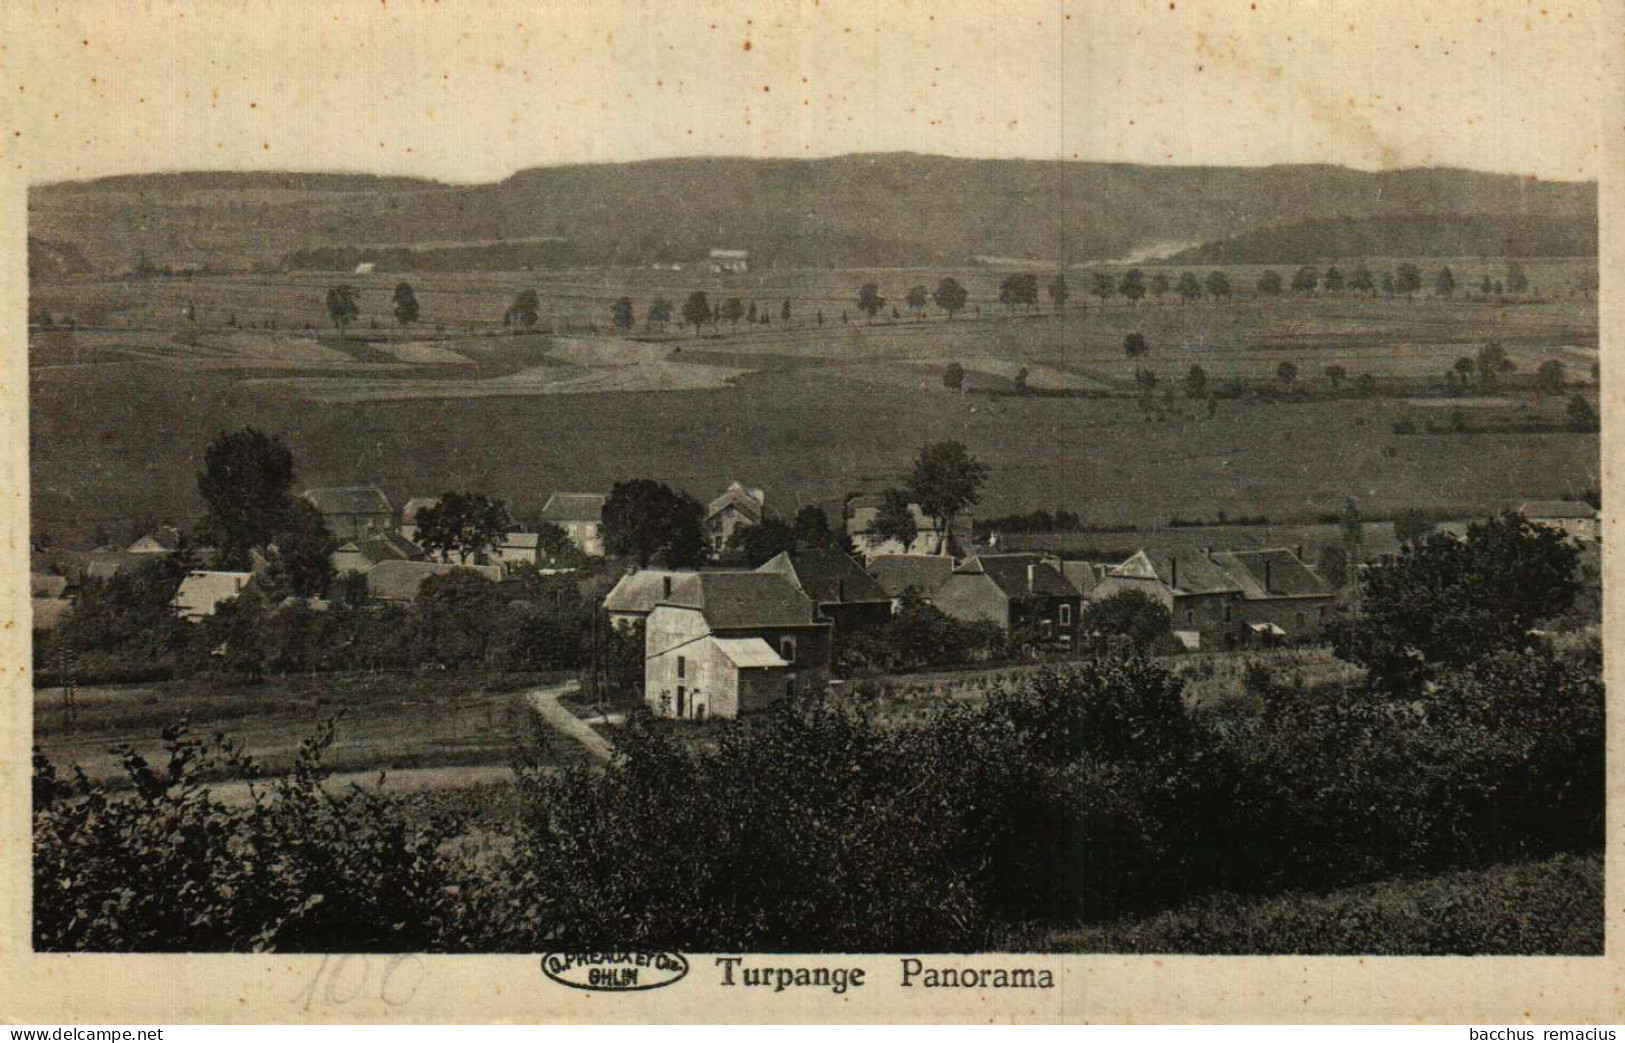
[868,488,919,551]
[1291,266,1319,294]
[534,521,587,568]
[857,283,886,322]
[1047,273,1070,311]
[1176,272,1203,301]
[1327,512,1580,694]
[905,285,929,318]
[1506,261,1529,295]
[1123,332,1148,358]
[1014,367,1031,395]
[1149,272,1171,300]
[747,301,759,324]
[1477,342,1514,390]
[1537,359,1566,394]
[1453,356,1476,382]
[325,284,359,335]
[1567,394,1599,433]
[1435,266,1456,298]
[1184,364,1208,399]
[415,492,513,565]
[647,296,672,331]
[262,499,337,599]
[943,361,966,391]
[1480,275,1495,295]
[682,291,711,335]
[1256,270,1283,296]
[1118,268,1147,306]
[907,441,989,554]
[1380,270,1396,297]
[1324,364,1347,391]
[781,299,792,324]
[506,289,540,328]
[1395,263,1422,298]
[998,273,1039,313]
[1392,508,1435,545]
[611,296,635,333]
[1323,266,1345,293]
[1091,271,1116,305]
[392,282,420,327]
[792,505,839,550]
[1350,265,1375,295]
[1080,589,1171,650]
[602,479,706,567]
[724,516,797,568]
[1276,360,1298,386]
[1204,270,1231,300]
[196,428,297,566]
[719,296,745,330]
[932,277,968,320]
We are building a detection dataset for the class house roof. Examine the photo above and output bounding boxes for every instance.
[1059,561,1109,596]
[400,497,440,524]
[338,532,421,568]
[757,549,889,605]
[365,560,501,602]
[955,554,1079,600]
[1519,500,1597,520]
[174,571,253,616]
[1106,549,1242,596]
[658,571,819,629]
[706,481,765,524]
[603,569,699,615]
[541,492,606,524]
[30,573,68,599]
[127,526,181,553]
[867,554,955,597]
[302,485,393,517]
[501,531,541,550]
[709,636,789,669]
[85,549,148,581]
[1209,549,1330,599]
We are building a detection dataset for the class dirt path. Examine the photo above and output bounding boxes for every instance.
[527,684,614,763]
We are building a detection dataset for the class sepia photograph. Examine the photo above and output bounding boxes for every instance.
[4,0,1619,1024]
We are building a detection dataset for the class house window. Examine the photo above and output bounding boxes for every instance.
[780,636,797,663]
[1059,604,1072,627]
[677,655,686,679]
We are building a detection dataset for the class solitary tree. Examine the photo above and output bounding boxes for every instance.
[1291,266,1319,294]
[1324,364,1347,391]
[720,297,746,330]
[1480,275,1495,296]
[869,488,920,551]
[1350,265,1375,296]
[781,299,792,324]
[1048,272,1071,312]
[1091,271,1116,306]
[682,291,711,335]
[932,276,969,320]
[1119,268,1147,306]
[506,289,540,328]
[1435,266,1456,298]
[1149,272,1171,301]
[1276,360,1298,386]
[943,361,966,391]
[1123,332,1149,358]
[1478,342,1514,390]
[1395,263,1423,298]
[392,282,420,327]
[602,479,706,567]
[1177,272,1203,302]
[857,283,886,323]
[1323,266,1345,293]
[1506,261,1530,295]
[1204,270,1231,300]
[905,285,929,318]
[1453,356,1476,383]
[1256,270,1283,296]
[792,505,839,550]
[647,296,673,331]
[415,492,513,565]
[907,441,989,555]
[196,427,298,567]
[611,296,636,334]
[325,284,360,336]
[1184,364,1209,399]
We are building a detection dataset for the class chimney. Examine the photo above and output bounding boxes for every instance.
[1169,555,1179,591]
[662,575,673,598]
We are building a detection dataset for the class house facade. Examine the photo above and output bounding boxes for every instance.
[644,572,832,719]
[708,248,749,273]
[844,495,971,561]
[933,554,1082,646]
[302,485,394,542]
[174,570,253,622]
[540,492,607,557]
[705,481,765,555]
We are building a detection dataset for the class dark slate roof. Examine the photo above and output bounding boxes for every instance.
[706,482,765,524]
[867,554,955,597]
[1059,561,1109,596]
[958,554,1079,600]
[661,571,819,629]
[1520,500,1598,520]
[757,549,889,605]
[1208,549,1329,599]
[541,492,606,523]
[302,485,393,517]
[603,569,700,615]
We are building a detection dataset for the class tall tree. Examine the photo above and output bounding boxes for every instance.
[263,499,336,598]
[932,277,968,320]
[1276,360,1298,386]
[857,283,886,323]
[792,504,839,550]
[907,441,989,555]
[1204,270,1231,300]
[905,285,929,318]
[1123,332,1148,358]
[506,289,540,328]
[869,488,919,551]
[781,299,792,324]
[1183,364,1209,399]
[1323,266,1345,293]
[415,492,513,565]
[1149,272,1171,300]
[942,361,966,391]
[1395,263,1423,298]
[1118,268,1147,306]
[647,296,672,331]
[1256,270,1283,296]
[1092,271,1116,305]
[602,479,706,567]
[720,296,746,330]
[1047,273,1070,312]
[325,285,359,336]
[611,296,636,333]
[1291,266,1319,294]
[1506,261,1530,295]
[682,291,711,335]
[196,427,297,565]
[1324,364,1347,390]
[1536,359,1566,394]
[1350,265,1375,295]
[1176,271,1203,302]
[1435,266,1456,298]
[392,282,420,327]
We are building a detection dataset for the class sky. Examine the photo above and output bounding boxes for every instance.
[4,0,1615,185]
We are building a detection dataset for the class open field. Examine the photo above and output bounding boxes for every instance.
[29,262,1599,546]
[32,670,587,789]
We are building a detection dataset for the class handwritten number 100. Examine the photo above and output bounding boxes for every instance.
[294,954,425,1010]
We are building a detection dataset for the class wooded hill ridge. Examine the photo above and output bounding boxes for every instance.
[29,153,1598,273]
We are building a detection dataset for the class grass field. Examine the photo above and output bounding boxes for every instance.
[28,260,1599,546]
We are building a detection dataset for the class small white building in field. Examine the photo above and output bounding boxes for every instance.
[708,249,749,273]
[354,262,376,275]
[174,571,253,622]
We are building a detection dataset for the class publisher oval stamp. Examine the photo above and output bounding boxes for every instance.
[541,952,690,992]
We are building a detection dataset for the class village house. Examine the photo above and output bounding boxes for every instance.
[1206,548,1335,642]
[705,481,766,555]
[866,553,957,611]
[603,569,697,629]
[845,495,972,561]
[644,571,832,720]
[755,548,893,633]
[490,531,543,570]
[302,485,394,542]
[708,248,749,273]
[1520,500,1601,543]
[540,492,607,557]
[397,497,440,543]
[933,554,1083,647]
[331,531,423,577]
[174,570,253,622]
[126,526,181,555]
[364,560,503,604]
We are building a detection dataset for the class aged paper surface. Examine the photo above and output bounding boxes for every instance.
[0,0,1621,1023]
